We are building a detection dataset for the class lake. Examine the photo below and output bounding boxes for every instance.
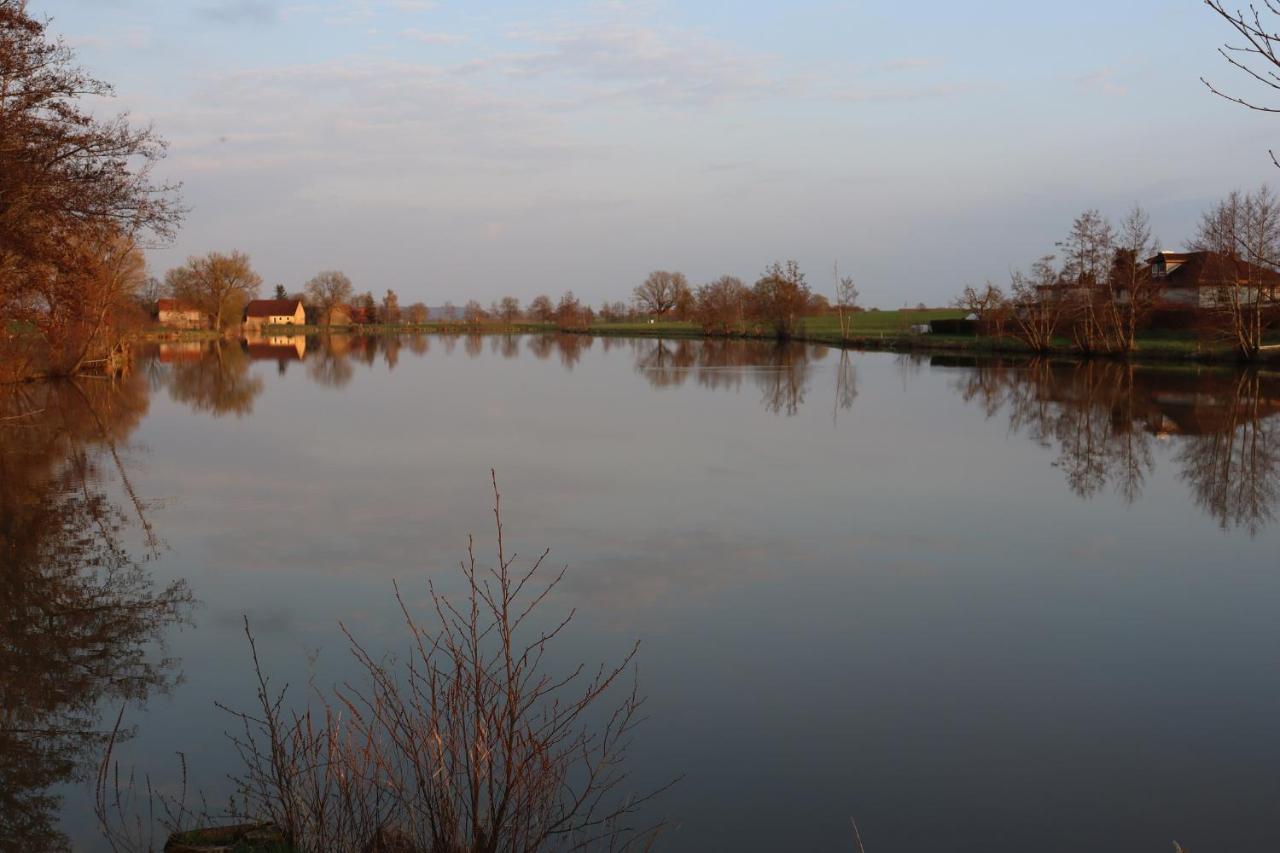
[6,333,1280,852]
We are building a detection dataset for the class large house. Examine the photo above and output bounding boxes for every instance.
[1148,251,1280,309]
[156,298,207,329]
[243,298,306,332]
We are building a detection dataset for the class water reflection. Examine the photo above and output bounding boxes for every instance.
[629,338,838,417]
[148,333,1280,536]
[163,340,265,417]
[950,358,1280,533]
[0,377,192,850]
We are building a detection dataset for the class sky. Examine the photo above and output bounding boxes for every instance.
[35,0,1280,308]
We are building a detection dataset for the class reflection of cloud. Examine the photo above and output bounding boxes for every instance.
[561,528,808,616]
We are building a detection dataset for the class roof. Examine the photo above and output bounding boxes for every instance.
[157,298,201,313]
[244,299,304,318]
[1147,251,1280,288]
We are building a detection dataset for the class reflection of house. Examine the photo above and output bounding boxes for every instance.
[243,299,305,332]
[1149,251,1280,309]
[157,341,207,363]
[156,299,207,329]
[244,335,307,361]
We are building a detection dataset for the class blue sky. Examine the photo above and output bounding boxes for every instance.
[38,0,1280,307]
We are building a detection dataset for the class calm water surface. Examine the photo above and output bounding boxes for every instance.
[6,334,1280,852]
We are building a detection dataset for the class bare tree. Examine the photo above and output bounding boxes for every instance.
[632,270,689,317]
[750,260,811,340]
[304,271,354,327]
[554,291,589,330]
[1204,1,1280,166]
[382,289,401,325]
[834,266,859,340]
[166,251,262,332]
[1009,255,1065,352]
[1193,185,1280,358]
[528,294,554,323]
[1107,205,1161,352]
[498,296,521,323]
[692,275,747,335]
[405,302,428,325]
[218,475,671,851]
[1057,209,1116,353]
[464,299,488,324]
[954,282,1009,339]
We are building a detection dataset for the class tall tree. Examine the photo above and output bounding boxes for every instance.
[273,284,288,300]
[304,270,354,326]
[834,265,859,340]
[1193,185,1280,358]
[693,275,747,335]
[633,270,690,316]
[0,1,181,376]
[382,288,401,324]
[750,260,810,340]
[1107,205,1161,352]
[165,251,262,332]
[498,296,521,323]
[1057,209,1115,353]
[528,294,554,323]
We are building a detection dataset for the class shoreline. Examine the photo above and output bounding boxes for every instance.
[133,320,1280,368]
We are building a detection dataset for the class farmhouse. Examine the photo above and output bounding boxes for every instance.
[1148,251,1280,309]
[156,298,207,329]
[243,298,305,332]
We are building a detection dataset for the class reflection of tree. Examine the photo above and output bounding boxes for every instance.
[555,334,591,370]
[0,377,191,850]
[955,358,1280,531]
[526,335,554,361]
[499,335,520,360]
[382,336,401,371]
[306,335,355,389]
[631,339,818,416]
[167,340,264,416]
[1177,371,1280,535]
[755,343,811,416]
[832,349,858,425]
[634,340,694,388]
[465,333,483,359]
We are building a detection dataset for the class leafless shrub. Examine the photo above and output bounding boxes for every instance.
[217,472,673,852]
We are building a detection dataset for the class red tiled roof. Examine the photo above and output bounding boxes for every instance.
[1148,251,1280,288]
[157,298,201,313]
[244,299,303,318]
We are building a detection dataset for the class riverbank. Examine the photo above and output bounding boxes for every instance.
[133,309,1280,366]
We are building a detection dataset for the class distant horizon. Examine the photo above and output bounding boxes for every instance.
[38,0,1280,310]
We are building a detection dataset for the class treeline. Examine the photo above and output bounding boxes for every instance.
[0,2,181,381]
[959,187,1280,360]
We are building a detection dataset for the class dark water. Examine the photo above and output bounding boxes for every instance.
[5,334,1280,852]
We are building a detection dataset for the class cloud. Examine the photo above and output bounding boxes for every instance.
[391,0,436,9]
[1076,67,1127,96]
[402,28,465,44]
[199,0,278,24]
[833,81,975,103]
[880,56,941,72]
[492,21,792,107]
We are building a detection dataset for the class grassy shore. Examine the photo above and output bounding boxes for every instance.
[133,309,1280,365]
